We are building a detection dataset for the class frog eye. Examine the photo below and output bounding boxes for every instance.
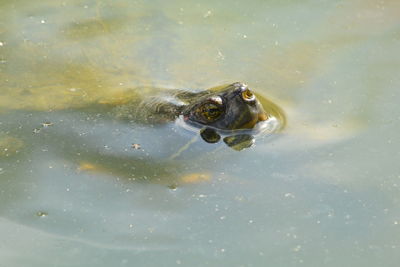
[241,89,255,102]
[199,103,222,121]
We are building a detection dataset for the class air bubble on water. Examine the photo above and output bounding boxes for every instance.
[36,211,48,217]
[217,50,225,60]
[293,245,301,252]
[284,192,295,198]
[203,10,212,18]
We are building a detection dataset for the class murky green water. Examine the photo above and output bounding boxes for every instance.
[1,0,400,266]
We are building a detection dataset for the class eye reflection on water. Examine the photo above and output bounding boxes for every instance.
[1,0,400,266]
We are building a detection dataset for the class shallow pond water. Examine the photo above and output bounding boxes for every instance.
[1,0,400,266]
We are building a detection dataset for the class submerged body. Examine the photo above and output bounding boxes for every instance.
[0,82,285,168]
[0,82,285,185]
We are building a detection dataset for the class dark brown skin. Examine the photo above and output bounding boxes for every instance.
[182,82,268,131]
[110,82,274,150]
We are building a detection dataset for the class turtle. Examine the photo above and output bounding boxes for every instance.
[104,82,285,151]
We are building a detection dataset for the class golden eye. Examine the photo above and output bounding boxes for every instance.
[241,89,255,102]
[200,103,222,121]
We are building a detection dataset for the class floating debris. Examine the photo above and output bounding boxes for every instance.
[131,143,141,150]
[41,122,53,127]
[33,121,54,133]
[168,184,178,190]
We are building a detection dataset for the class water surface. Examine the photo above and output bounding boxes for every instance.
[1,0,400,266]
